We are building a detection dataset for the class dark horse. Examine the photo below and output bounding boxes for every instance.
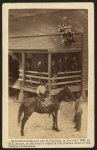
[18,86,73,136]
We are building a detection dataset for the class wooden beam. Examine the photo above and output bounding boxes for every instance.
[25,75,48,80]
[50,48,82,53]
[9,84,37,93]
[25,80,40,84]
[58,70,81,75]
[81,33,84,95]
[9,49,81,53]
[48,51,51,94]
[22,52,25,85]
[9,49,48,53]
[51,75,81,80]
[9,32,82,39]
[51,80,81,86]
[25,70,48,75]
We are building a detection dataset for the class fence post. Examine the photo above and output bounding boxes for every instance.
[22,52,25,85]
[48,50,51,97]
[19,52,25,102]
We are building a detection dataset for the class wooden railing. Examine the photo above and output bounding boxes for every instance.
[51,75,81,80]
[51,80,81,86]
[57,70,81,75]
[9,69,82,91]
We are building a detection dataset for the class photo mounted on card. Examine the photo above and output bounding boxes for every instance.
[2,2,94,148]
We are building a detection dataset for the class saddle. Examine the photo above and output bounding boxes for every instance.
[36,96,60,114]
[36,96,52,108]
[43,97,52,107]
[35,96,53,114]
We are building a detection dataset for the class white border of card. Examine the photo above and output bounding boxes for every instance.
[2,3,94,148]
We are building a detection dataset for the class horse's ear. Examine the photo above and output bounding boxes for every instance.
[64,86,68,90]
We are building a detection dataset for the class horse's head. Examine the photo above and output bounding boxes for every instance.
[56,86,74,102]
[63,86,73,100]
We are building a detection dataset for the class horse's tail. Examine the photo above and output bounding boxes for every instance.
[18,104,24,124]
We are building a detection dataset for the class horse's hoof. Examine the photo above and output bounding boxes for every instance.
[21,132,25,136]
[75,129,80,132]
[52,127,60,132]
[52,127,55,130]
[73,126,77,129]
[21,134,25,136]
[55,128,60,132]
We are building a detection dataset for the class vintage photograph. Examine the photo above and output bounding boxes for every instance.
[2,3,94,148]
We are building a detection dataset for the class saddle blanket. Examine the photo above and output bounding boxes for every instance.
[42,97,52,107]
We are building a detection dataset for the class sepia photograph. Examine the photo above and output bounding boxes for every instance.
[2,3,94,148]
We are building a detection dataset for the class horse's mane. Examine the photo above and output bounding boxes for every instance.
[54,86,71,102]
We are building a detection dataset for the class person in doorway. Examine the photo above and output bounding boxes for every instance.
[70,56,79,71]
[73,92,83,131]
[51,59,56,75]
[58,58,63,72]
[25,62,32,71]
[62,56,68,72]
[37,60,44,72]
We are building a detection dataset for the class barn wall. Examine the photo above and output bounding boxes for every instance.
[82,26,88,96]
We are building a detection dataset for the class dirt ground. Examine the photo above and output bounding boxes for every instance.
[8,98,88,139]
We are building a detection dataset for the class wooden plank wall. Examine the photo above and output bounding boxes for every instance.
[82,26,88,94]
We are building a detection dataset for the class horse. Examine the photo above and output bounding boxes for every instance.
[18,86,74,136]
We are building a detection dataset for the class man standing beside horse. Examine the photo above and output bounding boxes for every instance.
[73,92,83,131]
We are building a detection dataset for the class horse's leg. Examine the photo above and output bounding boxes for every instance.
[21,108,34,136]
[52,111,60,131]
[52,111,56,130]
[54,111,60,131]
[21,114,30,136]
